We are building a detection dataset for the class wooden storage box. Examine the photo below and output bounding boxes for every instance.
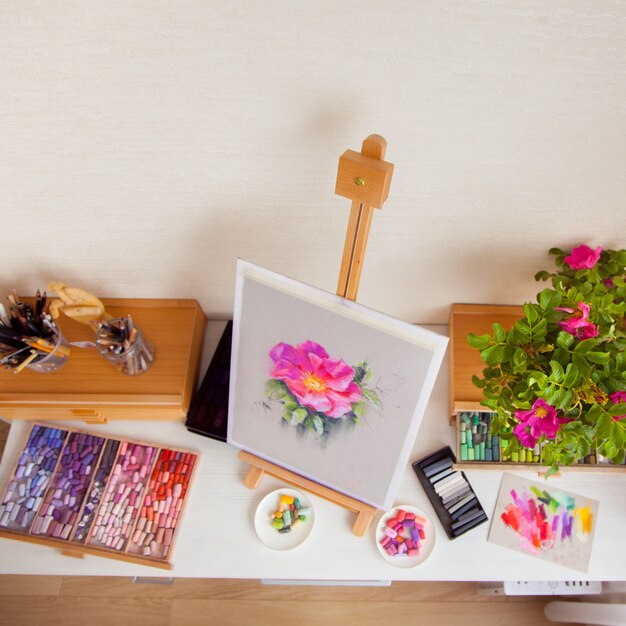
[448,303,625,472]
[0,299,206,423]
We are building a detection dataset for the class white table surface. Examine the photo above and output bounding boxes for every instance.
[1,322,624,581]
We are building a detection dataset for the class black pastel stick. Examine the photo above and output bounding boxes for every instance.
[452,513,488,536]
[450,498,480,521]
[423,458,453,477]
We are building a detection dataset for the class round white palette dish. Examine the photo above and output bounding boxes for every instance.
[254,488,314,551]
[375,505,436,568]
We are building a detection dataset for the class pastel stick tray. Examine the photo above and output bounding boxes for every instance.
[0,422,199,570]
[412,446,487,540]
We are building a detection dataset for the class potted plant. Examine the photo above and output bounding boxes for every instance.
[468,245,626,474]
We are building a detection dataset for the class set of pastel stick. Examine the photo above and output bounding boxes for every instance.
[412,446,487,539]
[457,412,623,467]
[0,422,199,569]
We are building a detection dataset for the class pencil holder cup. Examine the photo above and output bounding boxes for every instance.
[95,318,155,376]
[27,325,71,373]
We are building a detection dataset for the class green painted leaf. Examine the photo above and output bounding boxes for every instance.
[362,388,382,408]
[311,414,324,436]
[291,407,308,425]
[266,379,290,400]
[352,401,367,419]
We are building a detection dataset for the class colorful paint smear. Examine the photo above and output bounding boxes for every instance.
[500,486,593,554]
[488,473,598,573]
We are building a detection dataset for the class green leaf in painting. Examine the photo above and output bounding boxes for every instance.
[311,414,324,436]
[362,388,382,408]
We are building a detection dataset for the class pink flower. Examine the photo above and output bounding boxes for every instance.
[558,302,599,339]
[513,399,570,448]
[269,340,362,418]
[610,391,626,421]
[564,245,602,270]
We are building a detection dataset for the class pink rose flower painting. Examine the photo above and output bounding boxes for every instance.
[563,245,602,270]
[266,340,381,437]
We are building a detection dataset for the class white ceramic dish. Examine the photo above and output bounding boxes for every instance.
[375,504,436,568]
[254,488,314,551]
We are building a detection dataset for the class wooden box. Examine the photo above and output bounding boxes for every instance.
[448,303,625,472]
[0,299,206,423]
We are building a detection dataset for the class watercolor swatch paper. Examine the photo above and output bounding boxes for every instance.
[227,260,448,510]
[488,473,598,573]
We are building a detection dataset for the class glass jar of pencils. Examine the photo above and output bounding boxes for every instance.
[25,323,71,373]
[94,316,155,376]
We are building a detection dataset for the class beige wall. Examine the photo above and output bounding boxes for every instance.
[1,1,624,323]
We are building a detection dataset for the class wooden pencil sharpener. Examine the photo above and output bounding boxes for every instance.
[335,149,394,209]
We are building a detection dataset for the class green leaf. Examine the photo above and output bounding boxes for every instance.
[527,370,549,389]
[471,375,485,389]
[467,333,491,350]
[596,413,613,440]
[562,364,581,388]
[612,422,625,449]
[523,303,539,324]
[492,323,506,343]
[609,403,626,417]
[481,344,506,365]
[549,360,564,383]
[574,338,598,354]
[534,270,551,282]
[572,353,591,378]
[539,288,562,310]
[556,331,574,349]
[586,351,610,364]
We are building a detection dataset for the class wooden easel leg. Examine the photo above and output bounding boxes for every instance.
[352,509,374,537]
[243,465,264,489]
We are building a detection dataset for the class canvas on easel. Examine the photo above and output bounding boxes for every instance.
[227,260,448,510]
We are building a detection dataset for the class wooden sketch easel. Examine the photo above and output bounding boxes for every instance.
[239,135,394,536]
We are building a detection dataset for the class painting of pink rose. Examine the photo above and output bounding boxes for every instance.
[266,340,381,437]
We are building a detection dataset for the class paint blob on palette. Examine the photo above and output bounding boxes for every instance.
[487,473,599,573]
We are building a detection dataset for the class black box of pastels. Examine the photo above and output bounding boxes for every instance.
[412,446,488,540]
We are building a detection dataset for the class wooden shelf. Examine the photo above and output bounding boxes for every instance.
[0,299,207,422]
[448,303,523,421]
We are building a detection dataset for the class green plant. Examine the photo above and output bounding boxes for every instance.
[468,245,626,474]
